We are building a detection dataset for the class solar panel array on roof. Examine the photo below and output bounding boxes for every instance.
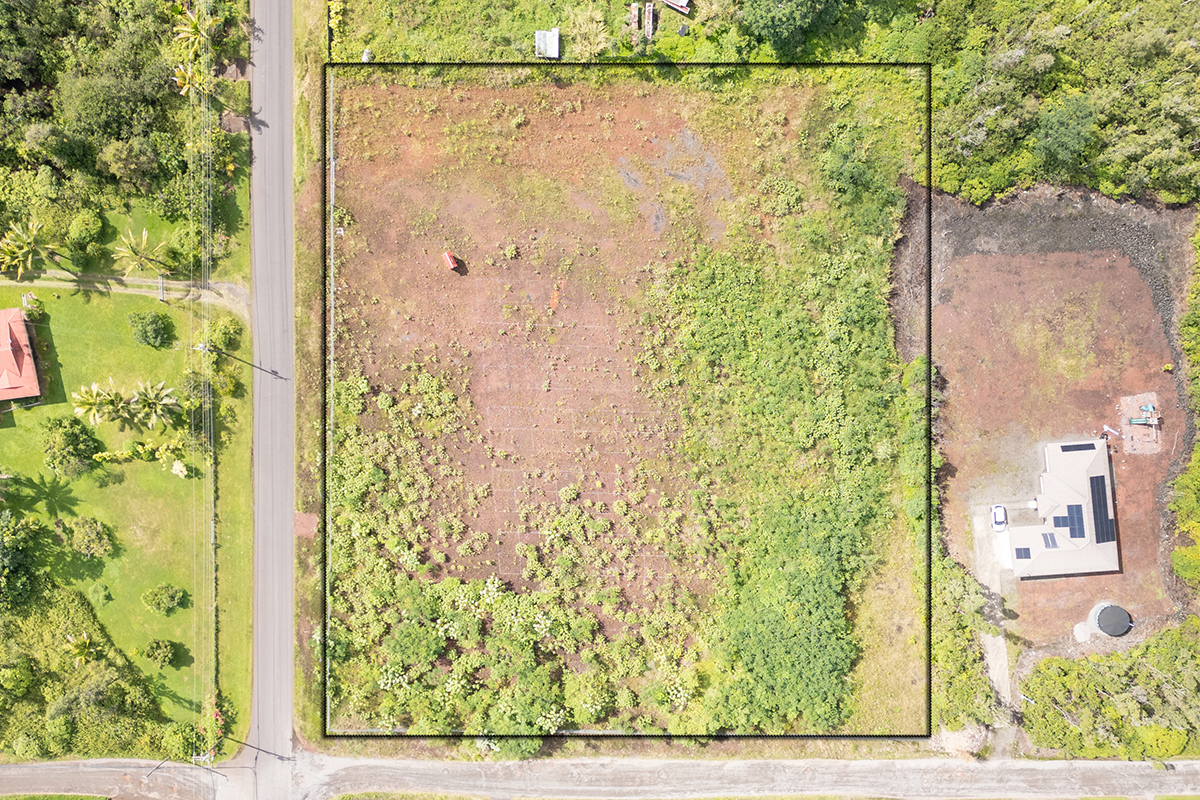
[1052,504,1086,538]
[1090,475,1117,544]
[1041,532,1059,549]
[1015,547,1031,559]
[1061,442,1097,452]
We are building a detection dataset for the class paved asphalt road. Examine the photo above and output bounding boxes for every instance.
[3,754,1200,799]
[291,755,1200,799]
[216,0,296,797]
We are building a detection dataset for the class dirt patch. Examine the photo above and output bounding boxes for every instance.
[295,511,319,539]
[327,76,928,733]
[889,174,930,363]
[925,185,1197,646]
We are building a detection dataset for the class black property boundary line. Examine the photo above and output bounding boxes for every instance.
[320,60,934,742]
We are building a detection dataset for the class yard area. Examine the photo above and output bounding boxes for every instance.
[0,286,252,738]
[326,68,927,737]
[931,186,1198,647]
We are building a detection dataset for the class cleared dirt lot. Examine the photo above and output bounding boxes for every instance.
[326,72,927,735]
[331,81,750,605]
[931,185,1197,646]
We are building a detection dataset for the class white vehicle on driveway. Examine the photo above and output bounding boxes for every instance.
[991,504,1008,532]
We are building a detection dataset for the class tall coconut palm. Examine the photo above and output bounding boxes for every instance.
[131,381,179,431]
[0,219,58,279]
[71,383,111,425]
[114,228,171,277]
[173,6,218,59]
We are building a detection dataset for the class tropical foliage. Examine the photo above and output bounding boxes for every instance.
[66,516,114,560]
[127,311,176,349]
[0,0,249,276]
[40,416,103,478]
[144,638,175,669]
[140,583,184,615]
[1022,617,1200,759]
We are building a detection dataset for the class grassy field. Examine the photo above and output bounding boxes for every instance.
[212,134,253,285]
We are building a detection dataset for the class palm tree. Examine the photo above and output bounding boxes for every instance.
[172,63,208,97]
[65,632,99,669]
[131,381,179,431]
[173,6,218,59]
[0,219,58,279]
[72,383,110,425]
[114,228,171,277]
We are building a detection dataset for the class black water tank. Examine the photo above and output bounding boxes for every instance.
[1098,605,1132,637]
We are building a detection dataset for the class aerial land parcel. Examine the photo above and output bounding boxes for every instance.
[325,67,929,741]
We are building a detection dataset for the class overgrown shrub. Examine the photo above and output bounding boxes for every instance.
[87,581,112,607]
[68,517,114,559]
[1022,617,1200,759]
[0,511,40,611]
[66,209,103,254]
[41,416,103,478]
[127,311,175,349]
[140,583,184,615]
[144,639,174,669]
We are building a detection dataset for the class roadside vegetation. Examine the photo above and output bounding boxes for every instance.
[0,0,253,762]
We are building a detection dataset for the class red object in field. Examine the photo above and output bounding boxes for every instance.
[443,251,458,271]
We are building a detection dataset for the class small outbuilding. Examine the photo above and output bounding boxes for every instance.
[535,28,560,59]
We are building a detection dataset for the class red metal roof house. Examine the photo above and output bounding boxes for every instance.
[0,308,40,401]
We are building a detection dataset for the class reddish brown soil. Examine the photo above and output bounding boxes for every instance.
[927,181,1200,655]
[329,81,813,626]
[935,249,1179,643]
[295,511,318,539]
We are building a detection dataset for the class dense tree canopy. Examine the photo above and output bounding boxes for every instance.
[741,0,845,54]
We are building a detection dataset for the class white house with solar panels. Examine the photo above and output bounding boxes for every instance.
[1003,439,1121,580]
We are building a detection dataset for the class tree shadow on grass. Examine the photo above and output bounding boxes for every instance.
[29,520,107,585]
[146,669,201,714]
[29,310,68,407]
[8,472,79,518]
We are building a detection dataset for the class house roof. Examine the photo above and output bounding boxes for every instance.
[1008,439,1121,579]
[0,308,40,401]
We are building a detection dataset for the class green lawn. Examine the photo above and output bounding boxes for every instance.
[215,318,253,747]
[0,287,211,724]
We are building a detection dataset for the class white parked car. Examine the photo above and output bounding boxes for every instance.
[991,504,1007,532]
